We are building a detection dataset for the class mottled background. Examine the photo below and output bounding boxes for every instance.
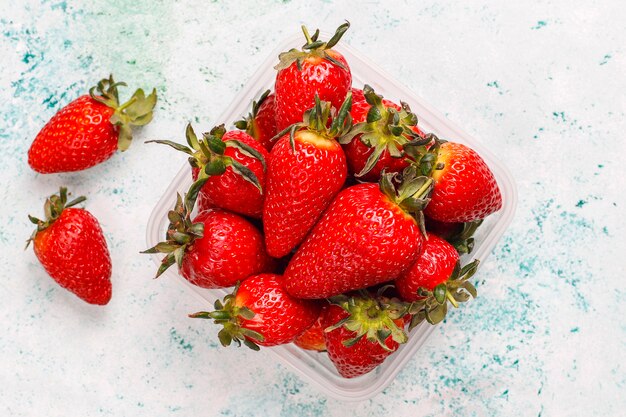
[1,0,625,416]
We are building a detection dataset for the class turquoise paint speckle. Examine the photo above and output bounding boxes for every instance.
[531,20,547,29]
[599,54,611,65]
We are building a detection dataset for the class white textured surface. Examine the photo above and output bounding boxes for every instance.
[0,1,625,416]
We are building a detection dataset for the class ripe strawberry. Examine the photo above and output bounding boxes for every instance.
[426,217,483,255]
[293,305,328,351]
[263,95,351,258]
[340,85,427,181]
[149,124,267,218]
[274,22,352,130]
[235,90,277,152]
[396,234,479,326]
[26,187,112,305]
[28,75,157,173]
[284,167,433,299]
[323,292,408,378]
[190,274,321,349]
[423,140,502,223]
[142,195,274,289]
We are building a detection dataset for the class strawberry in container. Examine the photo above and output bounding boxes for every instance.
[284,166,433,299]
[340,84,428,182]
[263,94,352,258]
[396,233,479,326]
[417,136,503,223]
[235,89,278,152]
[274,22,352,130]
[148,124,268,218]
[322,291,409,378]
[142,194,274,289]
[190,274,321,350]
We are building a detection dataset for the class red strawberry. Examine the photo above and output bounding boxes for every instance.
[149,124,267,218]
[397,234,479,326]
[27,187,112,305]
[235,90,277,152]
[293,305,327,352]
[274,22,352,130]
[28,75,157,173]
[263,95,351,258]
[143,195,274,289]
[190,274,321,349]
[426,217,483,255]
[423,140,502,223]
[284,168,433,299]
[340,85,427,182]
[323,293,408,378]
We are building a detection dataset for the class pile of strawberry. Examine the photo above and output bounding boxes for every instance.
[145,23,503,378]
[25,23,502,379]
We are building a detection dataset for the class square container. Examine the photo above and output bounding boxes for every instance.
[146,33,517,401]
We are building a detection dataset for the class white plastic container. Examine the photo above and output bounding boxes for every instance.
[145,33,517,401]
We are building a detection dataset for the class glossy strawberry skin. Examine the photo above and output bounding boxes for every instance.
[33,208,112,305]
[284,183,423,299]
[194,130,269,218]
[252,93,277,152]
[424,142,502,223]
[180,209,274,289]
[343,88,424,182]
[263,130,347,258]
[235,274,321,346]
[293,305,327,351]
[275,51,352,130]
[28,96,118,173]
[322,304,402,378]
[395,234,459,302]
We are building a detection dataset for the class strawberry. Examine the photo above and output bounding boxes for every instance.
[339,85,429,182]
[142,195,274,289]
[190,274,321,349]
[323,292,408,378]
[274,22,352,130]
[149,124,267,218]
[26,187,112,305]
[396,234,479,326]
[28,75,157,173]
[284,167,433,299]
[263,95,352,258]
[340,85,427,181]
[293,304,328,352]
[426,217,483,255]
[235,90,277,152]
[422,139,502,223]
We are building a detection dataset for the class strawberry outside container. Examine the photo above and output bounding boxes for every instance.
[145,32,518,402]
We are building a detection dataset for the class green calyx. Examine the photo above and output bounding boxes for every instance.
[189,284,264,351]
[403,132,446,177]
[448,219,484,255]
[408,260,480,328]
[273,92,353,151]
[234,89,271,139]
[326,291,409,352]
[338,84,429,178]
[379,165,434,236]
[26,187,86,249]
[274,21,350,71]
[140,193,204,278]
[147,123,265,209]
[89,74,157,151]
